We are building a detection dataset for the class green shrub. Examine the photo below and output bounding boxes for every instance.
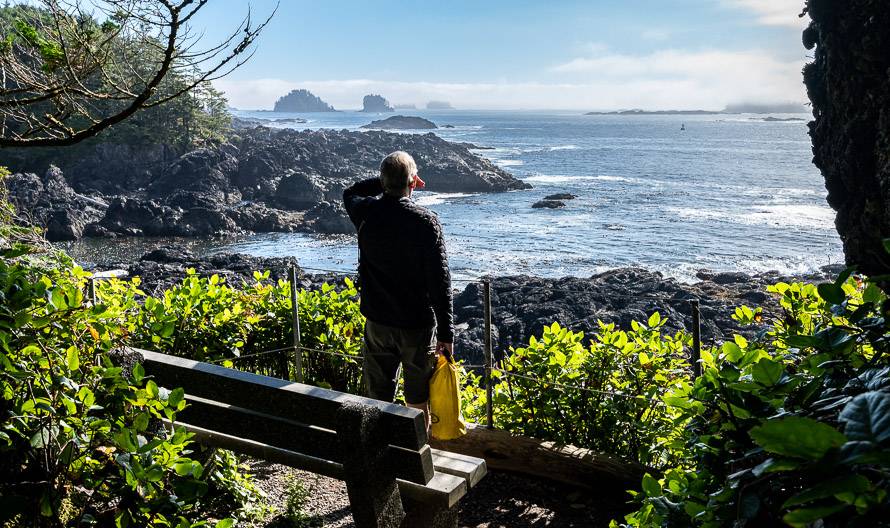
[204,449,272,523]
[0,171,258,526]
[284,475,319,527]
[462,317,691,467]
[99,271,365,393]
[0,257,228,527]
[616,272,890,527]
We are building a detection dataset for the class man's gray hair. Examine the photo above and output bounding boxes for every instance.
[379,151,417,193]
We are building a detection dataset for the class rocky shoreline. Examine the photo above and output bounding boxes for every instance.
[94,247,842,365]
[5,127,529,242]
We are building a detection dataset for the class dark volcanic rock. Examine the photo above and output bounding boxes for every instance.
[98,246,840,368]
[5,127,528,240]
[360,116,437,130]
[273,89,335,112]
[532,199,566,209]
[111,246,309,295]
[452,267,840,366]
[7,167,107,241]
[231,127,530,194]
[274,171,325,210]
[544,193,577,200]
[303,201,354,234]
[361,94,394,113]
[804,2,890,280]
[232,116,308,129]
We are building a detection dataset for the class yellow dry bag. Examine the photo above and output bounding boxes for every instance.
[429,355,467,440]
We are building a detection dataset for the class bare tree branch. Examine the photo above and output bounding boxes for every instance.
[0,0,274,147]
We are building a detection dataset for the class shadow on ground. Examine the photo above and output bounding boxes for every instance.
[457,471,632,528]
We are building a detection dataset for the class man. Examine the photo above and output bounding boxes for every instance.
[343,151,454,429]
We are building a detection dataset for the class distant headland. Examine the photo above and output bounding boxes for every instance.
[586,102,809,116]
[272,89,336,112]
[426,100,454,110]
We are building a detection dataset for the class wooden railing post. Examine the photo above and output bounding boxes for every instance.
[690,300,702,379]
[88,277,97,305]
[483,280,493,429]
[289,266,304,383]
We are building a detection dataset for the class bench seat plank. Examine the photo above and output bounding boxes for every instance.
[177,395,434,484]
[178,423,468,509]
[398,472,468,509]
[139,348,428,450]
[431,449,487,488]
[181,423,344,480]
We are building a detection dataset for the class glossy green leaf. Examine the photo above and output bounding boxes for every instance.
[749,417,846,459]
[817,283,845,305]
[782,504,846,527]
[751,358,783,386]
[66,347,79,371]
[783,475,871,508]
[838,391,890,444]
[642,473,661,497]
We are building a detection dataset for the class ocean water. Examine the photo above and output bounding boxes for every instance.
[211,109,842,283]
[61,110,842,283]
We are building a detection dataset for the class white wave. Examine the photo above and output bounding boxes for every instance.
[523,174,663,185]
[494,159,524,167]
[749,205,836,229]
[669,204,836,229]
[414,192,477,206]
[549,144,580,151]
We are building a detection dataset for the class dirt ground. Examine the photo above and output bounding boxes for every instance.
[247,460,632,528]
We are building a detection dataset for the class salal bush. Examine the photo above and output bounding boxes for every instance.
[617,272,890,527]
[462,316,693,467]
[99,271,365,393]
[0,256,233,527]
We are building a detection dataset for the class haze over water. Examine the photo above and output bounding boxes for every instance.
[200,109,841,282]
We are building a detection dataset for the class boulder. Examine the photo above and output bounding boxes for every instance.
[274,171,325,210]
[544,193,577,200]
[303,201,354,235]
[532,199,566,209]
[5,167,106,241]
[97,197,177,236]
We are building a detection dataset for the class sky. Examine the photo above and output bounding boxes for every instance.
[193,0,812,111]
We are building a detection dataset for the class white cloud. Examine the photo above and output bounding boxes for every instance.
[723,0,809,28]
[215,61,806,112]
[215,43,807,111]
[548,47,806,109]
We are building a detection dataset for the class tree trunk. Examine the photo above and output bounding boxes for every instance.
[804,0,890,278]
[430,424,646,491]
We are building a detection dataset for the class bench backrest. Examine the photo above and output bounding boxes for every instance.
[138,348,435,485]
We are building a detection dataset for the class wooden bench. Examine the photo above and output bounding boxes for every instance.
[134,348,486,528]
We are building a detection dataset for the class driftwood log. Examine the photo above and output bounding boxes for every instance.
[430,424,646,491]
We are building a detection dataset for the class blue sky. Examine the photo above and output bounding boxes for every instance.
[198,0,811,110]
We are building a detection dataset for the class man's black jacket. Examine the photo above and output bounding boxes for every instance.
[342,178,454,343]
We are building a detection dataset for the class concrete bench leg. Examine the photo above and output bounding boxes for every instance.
[336,401,405,528]
[400,497,459,528]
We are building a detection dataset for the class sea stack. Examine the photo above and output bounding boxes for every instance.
[361,94,394,113]
[273,89,335,112]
